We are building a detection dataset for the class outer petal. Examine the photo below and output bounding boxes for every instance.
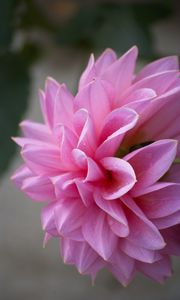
[125,140,177,196]
[82,205,118,260]
[22,176,55,201]
[95,48,117,75]
[78,54,95,90]
[53,84,74,129]
[162,225,180,255]
[120,239,161,263]
[43,77,60,128]
[78,49,117,90]
[60,238,104,277]
[121,195,165,250]
[41,202,58,236]
[123,71,179,99]
[21,144,61,175]
[20,120,55,143]
[102,46,138,101]
[11,164,33,188]
[153,210,180,229]
[137,183,180,218]
[136,256,172,283]
[135,56,179,82]
[100,157,136,200]
[108,247,135,286]
[54,199,85,240]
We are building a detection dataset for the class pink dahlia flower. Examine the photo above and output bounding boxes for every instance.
[12,46,180,285]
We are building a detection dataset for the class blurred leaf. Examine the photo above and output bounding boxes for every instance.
[55,2,172,58]
[0,0,16,52]
[0,53,30,176]
[55,5,99,48]
[18,0,54,31]
[94,5,154,58]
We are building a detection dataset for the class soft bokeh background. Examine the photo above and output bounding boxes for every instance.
[0,0,180,299]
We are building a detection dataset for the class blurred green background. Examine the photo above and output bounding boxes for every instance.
[0,0,179,176]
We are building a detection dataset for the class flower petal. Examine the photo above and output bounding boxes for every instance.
[22,175,55,201]
[96,107,138,159]
[121,195,165,250]
[135,56,179,82]
[75,79,113,134]
[108,247,135,286]
[102,46,138,101]
[60,238,104,279]
[136,256,172,283]
[100,157,136,200]
[11,164,33,188]
[125,140,177,195]
[120,239,161,263]
[137,183,180,218]
[54,198,85,237]
[53,84,74,129]
[21,144,61,175]
[82,205,118,260]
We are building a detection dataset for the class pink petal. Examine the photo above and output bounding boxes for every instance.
[22,175,55,201]
[136,256,172,283]
[44,77,60,128]
[162,225,180,256]
[121,195,165,250]
[138,88,180,141]
[102,46,138,101]
[11,164,33,188]
[52,172,79,199]
[54,198,85,237]
[55,125,78,170]
[74,109,97,156]
[72,149,104,182]
[153,210,180,229]
[108,216,129,237]
[75,180,94,207]
[94,191,128,224]
[95,48,117,75]
[53,84,74,129]
[137,183,180,218]
[125,140,177,196]
[78,54,95,90]
[12,137,52,148]
[96,107,138,159]
[60,238,104,276]
[120,239,161,263]
[75,79,113,134]
[126,86,180,147]
[123,88,156,105]
[21,144,61,175]
[108,247,135,286]
[20,120,55,143]
[135,56,179,82]
[125,71,179,97]
[82,205,118,260]
[164,164,180,183]
[100,157,136,200]
[41,202,58,236]
[78,48,117,90]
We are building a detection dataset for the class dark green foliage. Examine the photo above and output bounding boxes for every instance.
[0,53,30,175]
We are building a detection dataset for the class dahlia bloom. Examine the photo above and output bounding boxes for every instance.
[12,46,180,285]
